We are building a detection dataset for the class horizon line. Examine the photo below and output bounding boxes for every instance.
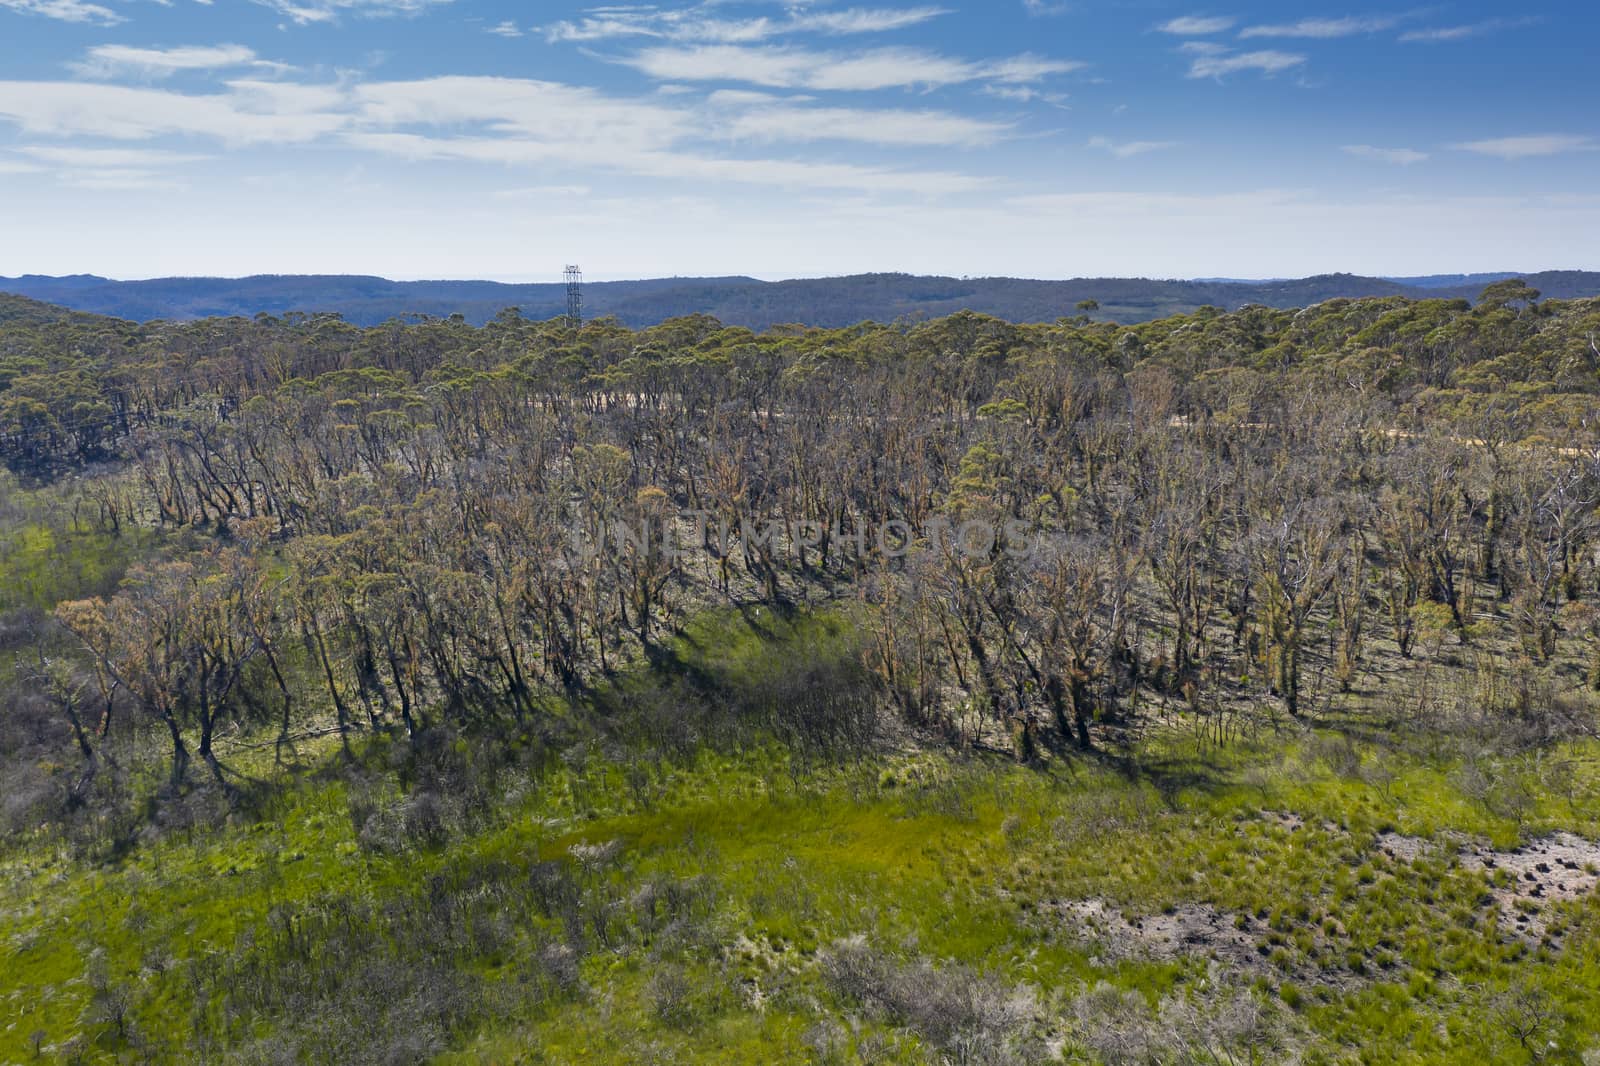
[4,268,1586,287]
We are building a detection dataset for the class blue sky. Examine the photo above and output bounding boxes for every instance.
[0,0,1595,281]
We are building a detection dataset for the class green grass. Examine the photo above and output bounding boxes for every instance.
[0,498,155,617]
[6,610,1600,1063]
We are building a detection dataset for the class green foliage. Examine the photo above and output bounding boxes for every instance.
[10,706,1600,1063]
[0,523,148,614]
[5,289,1600,1064]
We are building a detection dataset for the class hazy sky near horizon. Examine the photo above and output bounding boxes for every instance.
[0,1,1595,282]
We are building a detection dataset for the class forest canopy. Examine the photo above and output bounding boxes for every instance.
[3,283,1600,1063]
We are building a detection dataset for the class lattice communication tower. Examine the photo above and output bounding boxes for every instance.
[565,265,583,329]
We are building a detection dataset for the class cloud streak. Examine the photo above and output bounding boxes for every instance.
[1186,48,1305,79]
[0,80,349,143]
[70,44,289,80]
[0,72,1000,196]
[1342,144,1427,165]
[543,5,950,45]
[713,96,1011,147]
[1453,134,1596,160]
[7,145,208,193]
[18,145,211,166]
[1239,16,1399,39]
[1399,17,1542,43]
[1156,15,1236,35]
[252,0,452,27]
[1088,136,1178,158]
[616,44,1082,91]
[346,130,988,194]
[0,0,119,24]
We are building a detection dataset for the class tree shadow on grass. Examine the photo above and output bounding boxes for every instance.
[1091,748,1234,810]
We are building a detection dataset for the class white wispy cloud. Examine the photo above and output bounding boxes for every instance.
[346,129,988,194]
[485,20,522,38]
[545,14,771,44]
[618,44,1081,91]
[1399,17,1541,43]
[543,5,949,45]
[984,55,1082,82]
[714,98,1011,147]
[1186,48,1305,78]
[1088,136,1178,158]
[1453,134,1596,160]
[10,146,207,192]
[981,84,1068,106]
[0,69,1009,168]
[0,80,349,142]
[70,44,288,79]
[1239,16,1399,39]
[18,145,211,166]
[252,0,451,26]
[799,7,951,34]
[0,0,120,24]
[1156,15,1236,35]
[60,168,186,191]
[354,76,692,154]
[0,70,993,195]
[1342,144,1427,165]
[356,74,1006,164]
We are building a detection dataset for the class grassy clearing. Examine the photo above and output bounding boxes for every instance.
[4,610,1600,1063]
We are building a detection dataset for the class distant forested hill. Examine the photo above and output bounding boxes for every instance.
[3,269,1599,328]
[0,274,762,327]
